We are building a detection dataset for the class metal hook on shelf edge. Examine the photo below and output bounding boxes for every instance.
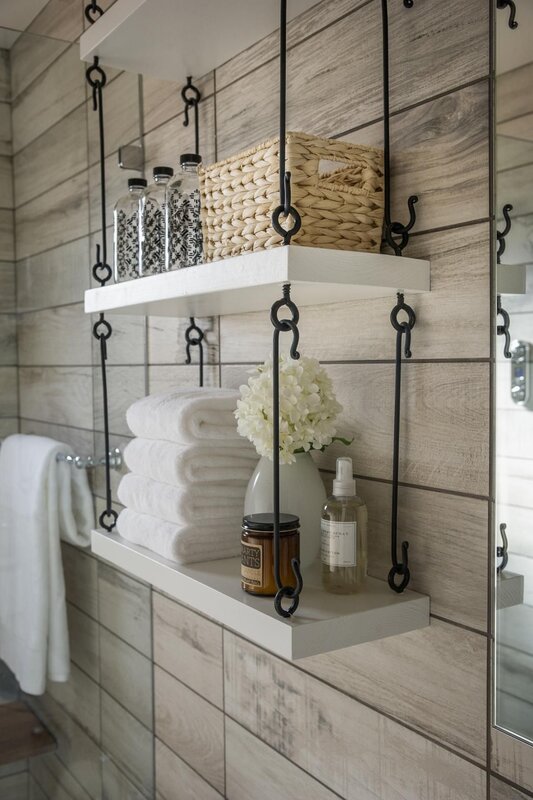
[497,0,518,29]
[497,295,512,359]
[497,523,509,574]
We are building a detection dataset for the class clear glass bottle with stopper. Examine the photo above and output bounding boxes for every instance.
[113,177,147,283]
[168,153,203,269]
[321,456,367,593]
[140,166,174,275]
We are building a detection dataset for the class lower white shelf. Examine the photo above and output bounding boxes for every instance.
[91,530,430,660]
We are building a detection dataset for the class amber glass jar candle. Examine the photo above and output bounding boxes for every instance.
[241,513,300,596]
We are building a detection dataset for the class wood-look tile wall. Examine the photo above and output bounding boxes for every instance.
[7,0,533,799]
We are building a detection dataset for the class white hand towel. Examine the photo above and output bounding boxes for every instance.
[126,388,243,444]
[117,507,240,563]
[117,472,245,526]
[0,434,94,695]
[123,438,257,486]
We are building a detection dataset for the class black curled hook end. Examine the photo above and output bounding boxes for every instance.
[270,284,301,359]
[386,196,418,256]
[390,292,416,341]
[497,523,509,575]
[497,203,513,264]
[181,77,202,127]
[272,173,302,245]
[84,1,104,23]
[185,317,205,364]
[497,295,512,359]
[99,508,118,532]
[388,542,410,593]
[274,559,303,618]
[497,0,518,29]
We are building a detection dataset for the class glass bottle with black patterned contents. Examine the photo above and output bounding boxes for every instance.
[168,154,203,269]
[113,177,146,283]
[140,166,174,275]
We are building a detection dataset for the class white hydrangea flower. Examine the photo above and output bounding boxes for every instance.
[235,355,343,464]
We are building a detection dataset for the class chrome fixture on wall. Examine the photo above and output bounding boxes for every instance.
[56,448,122,470]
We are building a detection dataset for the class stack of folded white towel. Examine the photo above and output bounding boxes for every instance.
[117,388,258,564]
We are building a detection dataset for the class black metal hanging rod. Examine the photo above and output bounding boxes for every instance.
[185,318,205,388]
[497,203,513,265]
[271,0,301,245]
[497,295,512,359]
[271,284,303,618]
[181,76,202,156]
[381,0,418,256]
[85,4,117,532]
[497,0,518,29]
[388,293,415,593]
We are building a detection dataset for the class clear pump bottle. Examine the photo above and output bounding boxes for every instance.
[140,166,174,275]
[113,177,147,283]
[168,153,203,269]
[321,457,367,593]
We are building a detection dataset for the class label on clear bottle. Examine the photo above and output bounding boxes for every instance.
[320,519,357,567]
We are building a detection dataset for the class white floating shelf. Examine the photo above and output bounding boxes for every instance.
[92,530,430,660]
[85,247,430,318]
[80,0,321,82]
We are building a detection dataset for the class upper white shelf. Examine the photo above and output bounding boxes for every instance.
[85,246,430,318]
[80,0,321,82]
[92,530,430,660]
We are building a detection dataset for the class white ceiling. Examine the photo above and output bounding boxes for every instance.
[497,1,533,74]
[0,0,49,37]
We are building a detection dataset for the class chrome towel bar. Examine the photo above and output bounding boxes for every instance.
[56,447,122,470]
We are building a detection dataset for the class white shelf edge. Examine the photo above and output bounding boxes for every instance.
[92,530,430,660]
[84,247,430,318]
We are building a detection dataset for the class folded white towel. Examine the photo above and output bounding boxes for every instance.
[126,388,243,444]
[0,434,94,695]
[117,472,245,526]
[123,438,257,486]
[117,507,240,564]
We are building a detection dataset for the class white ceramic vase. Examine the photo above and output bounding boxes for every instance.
[244,452,327,568]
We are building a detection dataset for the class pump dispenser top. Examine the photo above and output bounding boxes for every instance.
[333,457,356,496]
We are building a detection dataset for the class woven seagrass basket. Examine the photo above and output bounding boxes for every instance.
[199,131,384,261]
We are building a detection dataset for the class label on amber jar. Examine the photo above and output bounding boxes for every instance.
[241,542,263,587]
[320,519,356,567]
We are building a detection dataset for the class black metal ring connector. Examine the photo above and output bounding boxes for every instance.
[497,0,518,29]
[185,317,205,388]
[388,293,415,593]
[497,295,512,359]
[497,523,509,574]
[92,243,112,287]
[271,284,303,618]
[100,508,119,532]
[497,203,513,265]
[85,57,107,91]
[84,1,103,23]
